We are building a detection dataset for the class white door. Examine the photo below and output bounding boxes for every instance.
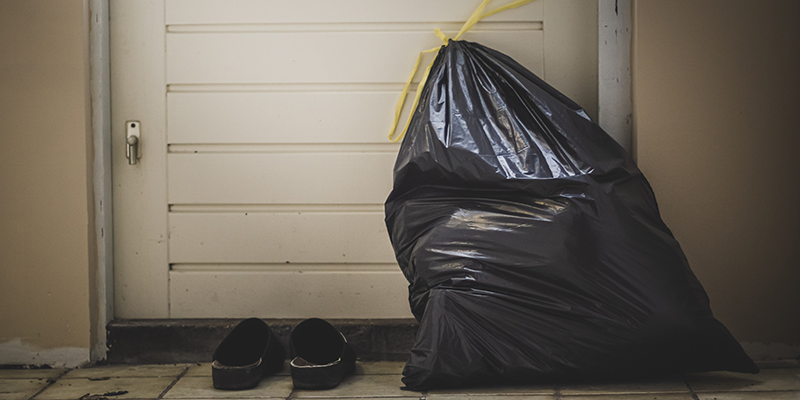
[111,0,598,319]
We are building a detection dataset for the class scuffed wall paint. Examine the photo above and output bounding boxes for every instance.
[741,343,800,362]
[0,339,89,368]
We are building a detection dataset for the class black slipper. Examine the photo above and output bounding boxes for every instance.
[212,318,285,390]
[289,318,356,390]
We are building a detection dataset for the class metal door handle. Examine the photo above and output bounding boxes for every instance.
[127,135,139,165]
[126,121,141,165]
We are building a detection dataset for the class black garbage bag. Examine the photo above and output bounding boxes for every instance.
[384,40,758,390]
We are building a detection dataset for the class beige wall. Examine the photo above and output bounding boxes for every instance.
[0,0,94,366]
[632,0,800,351]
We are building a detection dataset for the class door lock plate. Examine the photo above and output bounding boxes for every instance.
[126,121,141,165]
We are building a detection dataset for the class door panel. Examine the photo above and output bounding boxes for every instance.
[169,269,409,318]
[169,211,394,264]
[167,31,542,85]
[165,0,542,25]
[167,153,395,204]
[168,92,403,144]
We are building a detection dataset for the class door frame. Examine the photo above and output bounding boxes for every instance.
[89,0,632,361]
[89,0,114,362]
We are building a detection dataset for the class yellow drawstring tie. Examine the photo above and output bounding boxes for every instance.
[388,0,534,142]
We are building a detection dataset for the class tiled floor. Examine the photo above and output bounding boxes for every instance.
[2,361,798,400]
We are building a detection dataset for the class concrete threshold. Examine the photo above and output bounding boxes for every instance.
[105,318,418,364]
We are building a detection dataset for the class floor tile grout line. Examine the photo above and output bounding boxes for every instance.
[692,389,800,395]
[59,375,192,379]
[157,366,190,399]
[288,396,384,399]
[285,387,296,400]
[681,373,700,400]
[28,368,71,400]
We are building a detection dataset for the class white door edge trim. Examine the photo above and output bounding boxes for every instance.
[598,0,632,153]
[89,0,113,362]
